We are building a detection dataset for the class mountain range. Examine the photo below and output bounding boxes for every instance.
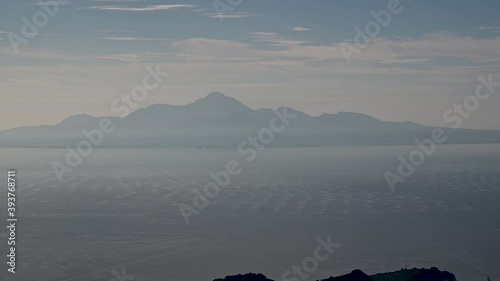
[1,92,499,148]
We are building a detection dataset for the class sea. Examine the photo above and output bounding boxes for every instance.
[0,144,499,281]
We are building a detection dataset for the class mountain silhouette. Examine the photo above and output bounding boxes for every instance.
[321,269,374,281]
[213,273,273,281]
[1,92,499,148]
[212,267,457,281]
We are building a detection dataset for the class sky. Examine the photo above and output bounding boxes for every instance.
[1,0,500,131]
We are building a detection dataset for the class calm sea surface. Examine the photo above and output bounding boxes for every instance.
[0,144,499,281]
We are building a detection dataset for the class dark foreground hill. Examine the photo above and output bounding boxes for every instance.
[214,273,274,281]
[213,267,457,281]
[371,267,457,281]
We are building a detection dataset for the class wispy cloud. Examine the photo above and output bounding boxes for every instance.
[95,52,171,62]
[27,0,71,6]
[203,12,261,19]
[103,36,171,41]
[170,31,500,68]
[97,29,134,33]
[0,47,87,62]
[171,37,338,65]
[249,32,307,48]
[172,38,255,58]
[353,32,500,63]
[291,27,310,32]
[472,26,500,33]
[85,4,194,11]
[95,53,147,62]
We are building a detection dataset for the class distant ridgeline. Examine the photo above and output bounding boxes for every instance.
[2,92,500,148]
[213,267,459,281]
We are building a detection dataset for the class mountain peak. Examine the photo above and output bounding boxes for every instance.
[198,91,244,103]
[54,113,100,129]
[320,112,379,122]
[332,111,377,119]
[187,92,253,117]
[192,92,249,108]
[58,113,95,124]
[193,92,233,104]
[206,91,226,98]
